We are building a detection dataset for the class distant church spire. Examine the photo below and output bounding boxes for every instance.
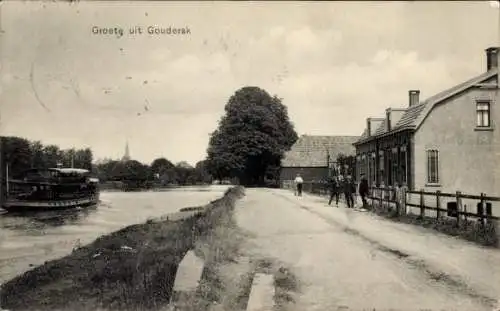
[122,140,131,161]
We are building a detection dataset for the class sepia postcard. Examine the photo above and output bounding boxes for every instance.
[0,1,499,311]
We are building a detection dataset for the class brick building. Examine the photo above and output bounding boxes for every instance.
[280,135,359,188]
[353,47,500,196]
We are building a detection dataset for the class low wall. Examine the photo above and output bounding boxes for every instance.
[0,186,245,311]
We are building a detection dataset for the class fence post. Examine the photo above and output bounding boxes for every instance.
[383,187,388,212]
[455,191,461,228]
[370,187,374,207]
[395,187,400,216]
[389,186,394,213]
[463,204,468,228]
[402,187,407,216]
[419,189,424,219]
[378,188,383,211]
[436,190,441,220]
[479,192,485,228]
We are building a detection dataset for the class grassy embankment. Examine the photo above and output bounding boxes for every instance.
[171,190,301,311]
[0,187,244,311]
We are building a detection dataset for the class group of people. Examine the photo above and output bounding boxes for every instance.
[293,173,369,209]
[327,174,369,209]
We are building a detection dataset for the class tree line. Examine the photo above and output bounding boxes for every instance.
[0,136,212,186]
[95,158,211,186]
[0,136,93,179]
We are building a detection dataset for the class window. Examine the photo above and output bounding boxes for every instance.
[400,150,407,184]
[361,155,367,177]
[371,153,376,184]
[391,148,398,185]
[427,150,439,184]
[476,101,491,127]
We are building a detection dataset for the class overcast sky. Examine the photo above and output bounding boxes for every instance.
[0,1,498,166]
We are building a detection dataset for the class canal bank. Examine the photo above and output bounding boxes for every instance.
[0,186,244,311]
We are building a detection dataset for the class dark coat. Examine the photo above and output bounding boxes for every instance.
[359,178,369,195]
[328,177,339,192]
[343,179,356,194]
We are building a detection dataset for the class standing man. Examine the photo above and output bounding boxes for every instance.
[343,175,355,208]
[294,173,304,197]
[328,175,340,206]
[358,174,369,209]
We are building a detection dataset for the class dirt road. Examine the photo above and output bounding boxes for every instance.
[234,188,500,311]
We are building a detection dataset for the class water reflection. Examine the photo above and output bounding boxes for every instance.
[0,186,230,283]
[0,205,99,232]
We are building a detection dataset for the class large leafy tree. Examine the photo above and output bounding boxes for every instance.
[150,158,174,174]
[42,145,62,168]
[109,160,150,181]
[150,157,176,184]
[29,141,45,169]
[175,163,193,185]
[206,86,298,186]
[194,160,212,184]
[1,136,32,178]
[75,148,93,171]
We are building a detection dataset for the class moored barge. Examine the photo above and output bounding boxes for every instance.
[1,168,99,213]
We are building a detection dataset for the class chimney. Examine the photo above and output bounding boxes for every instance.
[409,90,420,107]
[366,118,371,136]
[486,47,499,71]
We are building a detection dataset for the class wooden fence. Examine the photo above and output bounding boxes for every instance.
[369,186,499,226]
[283,181,499,226]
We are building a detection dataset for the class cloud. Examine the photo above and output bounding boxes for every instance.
[0,1,498,164]
[276,49,454,135]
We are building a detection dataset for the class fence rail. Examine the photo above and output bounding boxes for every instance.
[283,181,500,225]
[370,186,500,226]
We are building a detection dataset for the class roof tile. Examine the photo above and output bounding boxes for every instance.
[355,67,497,144]
[281,135,359,167]
[394,103,427,129]
[373,119,388,136]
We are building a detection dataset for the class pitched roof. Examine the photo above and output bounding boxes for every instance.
[355,68,497,145]
[413,69,496,130]
[394,103,426,129]
[373,119,388,136]
[358,128,369,140]
[281,135,359,167]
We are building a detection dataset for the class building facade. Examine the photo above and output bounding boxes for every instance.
[280,135,359,187]
[354,47,500,196]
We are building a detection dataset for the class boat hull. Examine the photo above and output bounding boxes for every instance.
[1,195,100,213]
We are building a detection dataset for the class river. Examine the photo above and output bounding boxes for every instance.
[0,185,230,283]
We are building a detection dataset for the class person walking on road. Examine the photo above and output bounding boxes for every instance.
[358,174,369,209]
[343,175,355,208]
[328,176,340,206]
[294,173,304,197]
